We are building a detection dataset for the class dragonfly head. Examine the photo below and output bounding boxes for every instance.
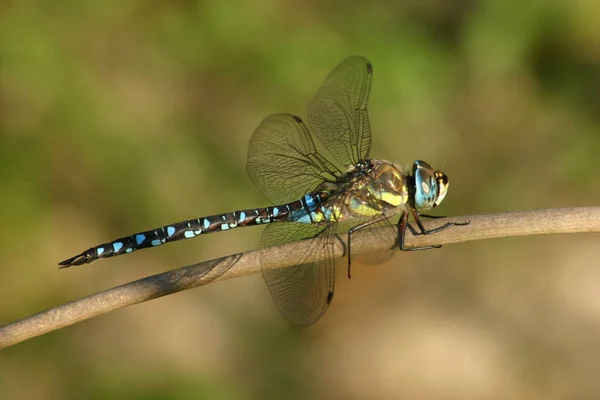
[412,160,449,210]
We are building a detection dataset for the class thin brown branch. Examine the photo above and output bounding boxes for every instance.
[1,207,599,349]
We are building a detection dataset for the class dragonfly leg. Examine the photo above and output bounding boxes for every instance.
[397,211,435,251]
[347,216,389,279]
[418,213,446,219]
[398,209,469,251]
[410,208,470,235]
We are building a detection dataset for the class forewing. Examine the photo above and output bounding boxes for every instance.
[246,113,339,205]
[308,56,373,166]
[260,222,335,326]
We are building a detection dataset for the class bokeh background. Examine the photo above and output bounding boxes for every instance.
[2,0,600,399]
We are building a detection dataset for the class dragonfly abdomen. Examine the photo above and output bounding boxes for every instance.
[58,192,331,268]
[60,205,285,267]
[284,192,335,224]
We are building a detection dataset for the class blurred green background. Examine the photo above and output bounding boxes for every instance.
[1,0,600,398]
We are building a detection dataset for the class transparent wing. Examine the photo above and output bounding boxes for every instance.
[260,222,335,326]
[308,56,373,167]
[246,113,340,205]
[349,216,399,266]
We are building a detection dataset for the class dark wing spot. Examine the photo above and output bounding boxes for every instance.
[327,291,334,304]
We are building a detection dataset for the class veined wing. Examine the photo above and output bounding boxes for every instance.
[308,56,373,167]
[260,221,335,326]
[345,215,400,267]
[246,113,340,205]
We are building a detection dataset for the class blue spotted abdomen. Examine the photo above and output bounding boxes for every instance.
[58,192,331,267]
[288,192,335,224]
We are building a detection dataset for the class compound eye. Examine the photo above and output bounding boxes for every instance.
[413,163,436,209]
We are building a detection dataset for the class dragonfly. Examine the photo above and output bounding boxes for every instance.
[59,56,467,325]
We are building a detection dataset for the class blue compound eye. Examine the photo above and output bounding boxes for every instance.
[413,160,439,210]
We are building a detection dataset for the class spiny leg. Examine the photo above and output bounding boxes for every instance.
[410,208,458,236]
[397,211,439,251]
[411,209,471,235]
[347,215,389,279]
[398,209,469,251]
[418,214,446,219]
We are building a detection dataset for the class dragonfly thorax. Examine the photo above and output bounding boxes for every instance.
[367,159,408,207]
[341,159,409,218]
